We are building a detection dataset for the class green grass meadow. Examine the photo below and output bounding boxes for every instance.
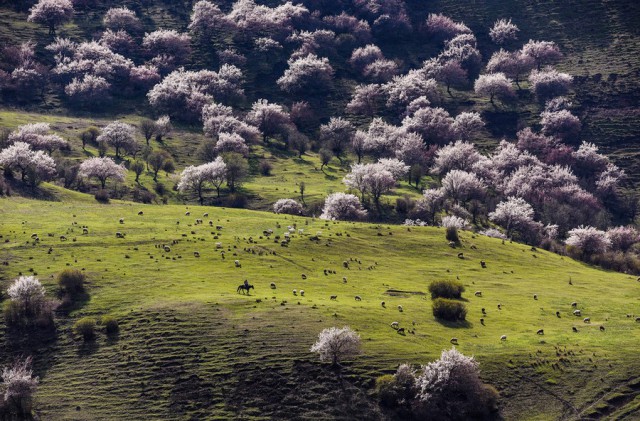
[1,197,640,419]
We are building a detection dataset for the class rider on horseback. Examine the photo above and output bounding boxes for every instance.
[244,279,249,288]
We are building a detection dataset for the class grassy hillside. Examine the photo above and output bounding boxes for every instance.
[1,196,640,419]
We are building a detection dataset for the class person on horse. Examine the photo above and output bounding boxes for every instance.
[244,279,249,288]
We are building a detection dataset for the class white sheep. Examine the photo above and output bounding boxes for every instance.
[293,289,297,296]
[119,218,124,224]
[583,317,590,323]
[185,211,190,216]
[298,229,304,235]
[216,242,222,249]
[203,213,209,217]
[342,277,347,283]
[234,260,241,267]
[270,282,276,289]
[300,290,305,297]
[573,310,582,316]
[391,321,399,329]
[398,305,403,312]
[500,335,507,341]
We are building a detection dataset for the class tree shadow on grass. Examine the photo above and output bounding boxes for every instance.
[77,337,99,356]
[434,319,472,329]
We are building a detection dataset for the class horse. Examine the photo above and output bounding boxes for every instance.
[237,284,254,294]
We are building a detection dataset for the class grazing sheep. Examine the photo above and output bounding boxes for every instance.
[481,308,486,314]
[448,241,456,248]
[457,252,464,259]
[450,337,458,344]
[599,325,605,331]
[216,242,222,249]
[163,246,171,252]
[270,282,276,289]
[573,310,581,316]
[60,235,67,241]
[497,304,502,310]
[355,295,362,301]
[185,212,190,216]
[391,322,399,329]
[636,317,640,322]
[397,328,405,335]
[343,277,347,283]
[480,261,487,269]
[571,302,577,307]
[138,211,144,215]
[500,335,507,341]
[115,232,124,238]
[480,318,485,325]
[216,225,223,230]
[30,233,38,239]
[196,219,203,224]
[301,274,307,280]
[300,290,304,297]
[537,329,544,335]
[398,305,403,312]
[533,294,538,300]
[119,218,124,224]
[234,260,241,267]
[293,289,297,296]
[203,213,209,217]
[381,301,386,308]
[330,295,337,300]
[474,291,482,297]
[556,311,561,318]
[583,317,590,323]
[82,228,89,235]
[572,326,578,332]
[298,229,304,235]
[194,251,200,257]
[343,261,349,268]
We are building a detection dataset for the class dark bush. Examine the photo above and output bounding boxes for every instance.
[395,196,414,215]
[432,298,467,321]
[57,269,85,294]
[225,193,247,208]
[375,375,399,407]
[154,182,166,196]
[259,160,273,176]
[74,317,96,340]
[429,280,465,299]
[445,227,459,243]
[101,315,119,335]
[132,187,156,204]
[94,189,110,203]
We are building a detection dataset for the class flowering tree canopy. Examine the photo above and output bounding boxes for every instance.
[310,326,361,365]
[28,0,74,35]
[320,193,367,221]
[78,157,126,189]
[0,142,56,186]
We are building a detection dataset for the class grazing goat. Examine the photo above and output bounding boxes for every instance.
[537,329,544,335]
[474,291,482,297]
[355,295,361,301]
[497,304,502,310]
[381,301,386,308]
[480,260,487,268]
[330,295,337,300]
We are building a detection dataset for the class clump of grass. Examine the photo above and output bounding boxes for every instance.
[74,317,97,340]
[101,315,119,335]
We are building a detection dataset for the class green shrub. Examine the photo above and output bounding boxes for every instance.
[57,269,85,294]
[74,317,96,340]
[429,280,465,299]
[101,315,119,335]
[3,300,22,326]
[94,189,110,203]
[375,375,398,407]
[432,298,467,321]
[445,227,459,243]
